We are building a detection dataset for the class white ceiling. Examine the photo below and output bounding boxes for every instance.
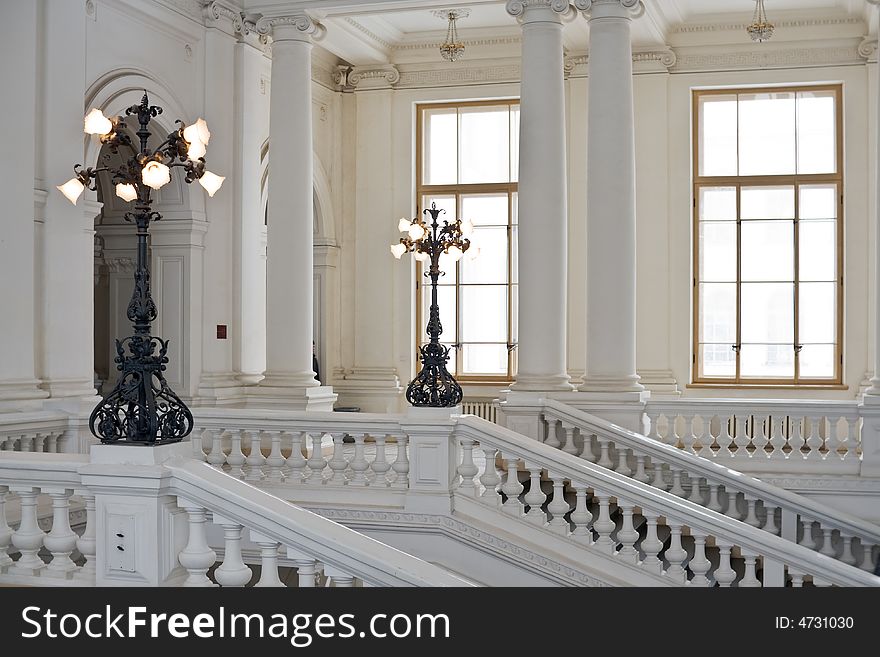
[244,0,875,65]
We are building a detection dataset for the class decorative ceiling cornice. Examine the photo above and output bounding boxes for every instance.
[343,16,395,51]
[393,34,522,52]
[674,15,863,34]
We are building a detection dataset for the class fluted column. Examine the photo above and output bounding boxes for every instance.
[570,0,647,431]
[506,0,574,392]
[253,13,335,410]
[861,0,880,477]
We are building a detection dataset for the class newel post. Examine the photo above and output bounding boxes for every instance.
[399,406,460,514]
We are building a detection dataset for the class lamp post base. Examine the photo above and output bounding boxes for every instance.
[406,342,463,408]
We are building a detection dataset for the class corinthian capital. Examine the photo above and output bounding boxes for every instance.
[506,0,574,18]
[255,12,325,42]
[575,0,644,18]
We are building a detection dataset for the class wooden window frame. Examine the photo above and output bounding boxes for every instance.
[691,84,844,386]
[416,99,520,384]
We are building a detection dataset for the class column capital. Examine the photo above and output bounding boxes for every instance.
[506,0,575,21]
[575,0,644,19]
[256,12,325,43]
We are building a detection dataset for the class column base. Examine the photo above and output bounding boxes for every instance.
[509,373,575,392]
[195,372,247,406]
[636,369,681,398]
[39,377,97,400]
[333,367,403,413]
[579,374,645,394]
[246,379,337,411]
[0,380,48,411]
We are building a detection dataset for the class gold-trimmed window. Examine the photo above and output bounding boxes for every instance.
[692,85,843,385]
[416,100,519,382]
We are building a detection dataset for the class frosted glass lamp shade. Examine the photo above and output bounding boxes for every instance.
[460,219,474,237]
[466,245,480,260]
[390,243,407,259]
[414,250,429,262]
[198,171,225,197]
[408,223,426,241]
[187,139,207,160]
[398,217,412,232]
[57,178,84,205]
[115,183,138,202]
[183,118,210,146]
[83,108,113,135]
[447,245,463,261]
[142,161,171,190]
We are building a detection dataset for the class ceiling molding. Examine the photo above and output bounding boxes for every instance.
[393,34,522,51]
[673,15,864,34]
[342,15,395,49]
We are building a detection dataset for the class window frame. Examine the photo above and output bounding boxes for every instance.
[691,84,844,386]
[415,99,520,384]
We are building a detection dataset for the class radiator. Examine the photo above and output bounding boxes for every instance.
[461,399,499,424]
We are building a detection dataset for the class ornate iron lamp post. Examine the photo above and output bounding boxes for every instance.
[57,93,224,444]
[391,202,477,407]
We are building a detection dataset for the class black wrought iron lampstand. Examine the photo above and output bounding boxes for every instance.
[391,203,476,407]
[57,93,225,444]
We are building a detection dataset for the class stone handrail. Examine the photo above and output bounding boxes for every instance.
[540,399,880,571]
[453,415,880,587]
[0,411,71,453]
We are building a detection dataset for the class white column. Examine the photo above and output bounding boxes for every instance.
[0,2,46,409]
[506,0,574,393]
[861,0,880,477]
[39,0,96,402]
[253,14,335,410]
[574,0,647,431]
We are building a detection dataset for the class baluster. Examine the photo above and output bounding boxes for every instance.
[828,417,844,461]
[370,435,391,487]
[763,504,779,535]
[307,433,327,484]
[245,430,266,481]
[42,488,77,577]
[645,411,662,441]
[640,511,663,574]
[192,428,207,461]
[707,483,723,513]
[457,439,479,497]
[561,423,578,455]
[265,431,285,481]
[614,445,632,477]
[249,531,284,587]
[695,415,713,458]
[46,432,59,453]
[570,484,593,540]
[177,501,217,587]
[500,457,524,515]
[593,492,616,554]
[744,496,761,527]
[207,428,227,467]
[714,543,737,587]
[349,434,369,487]
[10,486,45,575]
[212,515,252,587]
[616,502,639,564]
[688,532,712,587]
[819,528,836,557]
[669,468,686,497]
[633,454,651,483]
[19,433,34,452]
[769,416,787,459]
[687,474,703,505]
[287,549,319,588]
[390,435,410,489]
[650,458,667,490]
[74,491,96,582]
[740,552,762,588]
[547,475,570,534]
[328,433,349,485]
[579,432,597,463]
[667,414,681,447]
[733,415,750,458]
[479,446,501,504]
[791,417,805,458]
[544,418,561,449]
[226,430,247,478]
[788,568,804,587]
[725,490,741,520]
[286,431,308,483]
[806,416,823,459]
[34,433,46,453]
[665,522,688,584]
[596,436,613,469]
[522,464,546,523]
[717,415,733,457]
[0,487,13,571]
[841,536,858,567]
[325,566,355,587]
[799,517,817,550]
[681,416,697,455]
[752,416,769,458]
[843,417,858,460]
[858,542,877,572]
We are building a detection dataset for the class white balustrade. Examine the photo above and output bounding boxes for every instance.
[42,487,77,577]
[213,516,252,587]
[178,501,217,587]
[10,486,45,575]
